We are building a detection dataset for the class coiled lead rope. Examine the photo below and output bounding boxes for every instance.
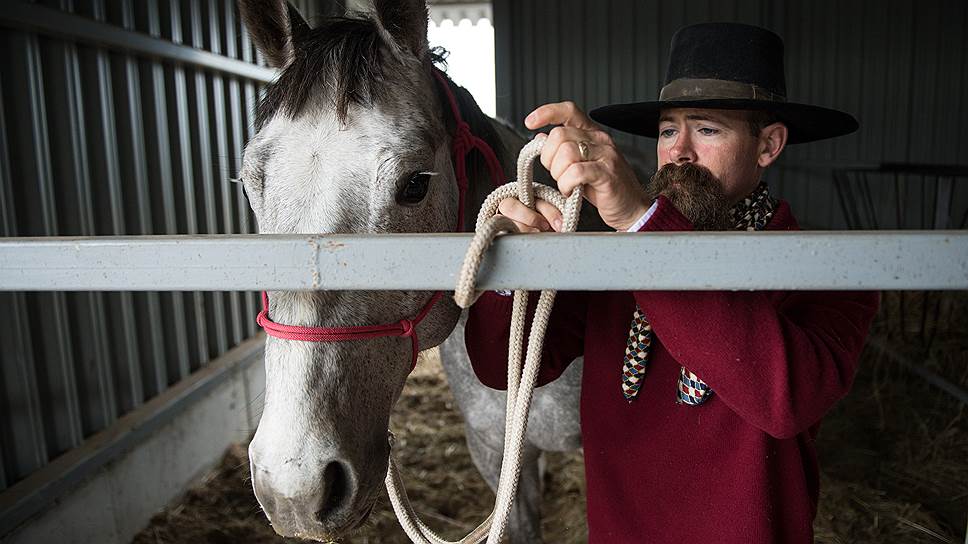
[385,136,584,543]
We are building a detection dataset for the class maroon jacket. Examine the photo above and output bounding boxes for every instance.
[465,196,879,543]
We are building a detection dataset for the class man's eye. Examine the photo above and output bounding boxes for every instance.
[698,127,719,135]
[660,128,677,138]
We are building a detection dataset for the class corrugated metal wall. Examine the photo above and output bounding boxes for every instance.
[493,0,968,228]
[0,0,339,496]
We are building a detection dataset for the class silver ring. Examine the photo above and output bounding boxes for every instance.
[577,140,591,162]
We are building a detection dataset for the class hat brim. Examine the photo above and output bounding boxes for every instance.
[589,99,858,144]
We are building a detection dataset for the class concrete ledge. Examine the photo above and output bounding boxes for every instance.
[0,336,266,543]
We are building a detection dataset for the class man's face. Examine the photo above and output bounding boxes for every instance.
[656,108,767,204]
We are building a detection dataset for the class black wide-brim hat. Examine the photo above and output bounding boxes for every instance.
[589,23,858,144]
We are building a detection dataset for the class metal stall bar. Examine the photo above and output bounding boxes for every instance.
[41,0,117,435]
[1,231,966,291]
[225,0,259,339]
[7,30,85,455]
[0,1,275,84]
[0,67,48,491]
[208,0,244,347]
[168,0,211,369]
[187,0,230,359]
[140,0,192,383]
[114,0,168,398]
[239,4,262,338]
[82,0,144,412]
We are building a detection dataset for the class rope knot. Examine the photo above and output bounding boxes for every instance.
[398,319,416,338]
[452,121,474,154]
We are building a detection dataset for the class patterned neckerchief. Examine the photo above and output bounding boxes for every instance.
[621,182,778,404]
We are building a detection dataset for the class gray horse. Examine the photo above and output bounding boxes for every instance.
[237,1,586,541]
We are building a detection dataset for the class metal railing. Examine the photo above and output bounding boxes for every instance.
[833,163,968,351]
[1,232,967,292]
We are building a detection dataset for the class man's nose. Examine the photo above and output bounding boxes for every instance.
[669,132,697,164]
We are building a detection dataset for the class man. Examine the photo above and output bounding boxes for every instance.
[465,23,880,543]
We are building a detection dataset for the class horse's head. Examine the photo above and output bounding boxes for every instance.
[238,0,468,538]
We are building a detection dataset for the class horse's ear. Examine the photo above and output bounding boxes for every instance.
[238,0,310,68]
[372,0,429,58]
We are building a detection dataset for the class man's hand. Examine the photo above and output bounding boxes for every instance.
[495,101,652,232]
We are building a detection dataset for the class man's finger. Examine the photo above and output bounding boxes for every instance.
[534,200,564,231]
[497,198,554,231]
[525,101,598,131]
[557,161,603,198]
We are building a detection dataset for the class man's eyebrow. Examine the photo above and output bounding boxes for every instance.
[658,113,725,124]
[685,113,722,122]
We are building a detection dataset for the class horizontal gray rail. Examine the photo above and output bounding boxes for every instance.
[1,232,966,291]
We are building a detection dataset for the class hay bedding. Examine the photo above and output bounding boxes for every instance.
[135,298,966,544]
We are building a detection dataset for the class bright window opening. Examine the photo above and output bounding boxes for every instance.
[428,17,496,117]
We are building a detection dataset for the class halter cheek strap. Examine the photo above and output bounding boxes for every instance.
[257,69,505,370]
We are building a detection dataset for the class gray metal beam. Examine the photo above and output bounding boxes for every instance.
[1,232,966,291]
[0,1,277,83]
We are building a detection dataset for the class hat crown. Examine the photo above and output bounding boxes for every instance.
[665,23,787,98]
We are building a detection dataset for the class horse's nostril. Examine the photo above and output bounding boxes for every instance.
[316,461,351,522]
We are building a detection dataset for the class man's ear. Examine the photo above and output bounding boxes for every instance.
[372,0,429,58]
[757,122,788,168]
[238,0,310,68]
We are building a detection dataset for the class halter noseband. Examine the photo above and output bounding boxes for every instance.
[256,69,505,369]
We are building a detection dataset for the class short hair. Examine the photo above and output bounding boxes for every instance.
[747,110,780,137]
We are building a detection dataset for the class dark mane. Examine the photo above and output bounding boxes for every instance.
[257,16,393,128]
[257,15,455,129]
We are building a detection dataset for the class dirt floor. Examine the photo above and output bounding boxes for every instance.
[135,293,967,544]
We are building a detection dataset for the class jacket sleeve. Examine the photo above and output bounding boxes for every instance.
[464,290,588,390]
[634,196,881,439]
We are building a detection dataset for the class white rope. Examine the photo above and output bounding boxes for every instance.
[385,137,584,543]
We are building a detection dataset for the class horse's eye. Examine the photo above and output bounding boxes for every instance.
[397,172,433,205]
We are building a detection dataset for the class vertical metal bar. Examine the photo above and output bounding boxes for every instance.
[894,172,903,229]
[225,0,258,338]
[933,176,953,229]
[115,0,168,398]
[15,31,84,454]
[209,0,244,347]
[187,0,229,359]
[143,0,192,382]
[832,170,854,230]
[81,0,145,411]
[860,172,879,230]
[919,173,927,229]
[839,172,860,229]
[169,0,212,369]
[0,60,49,484]
[43,0,118,435]
[240,3,261,337]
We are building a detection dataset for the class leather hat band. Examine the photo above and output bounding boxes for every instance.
[659,78,787,103]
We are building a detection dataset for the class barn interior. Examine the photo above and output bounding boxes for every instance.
[0,0,966,543]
